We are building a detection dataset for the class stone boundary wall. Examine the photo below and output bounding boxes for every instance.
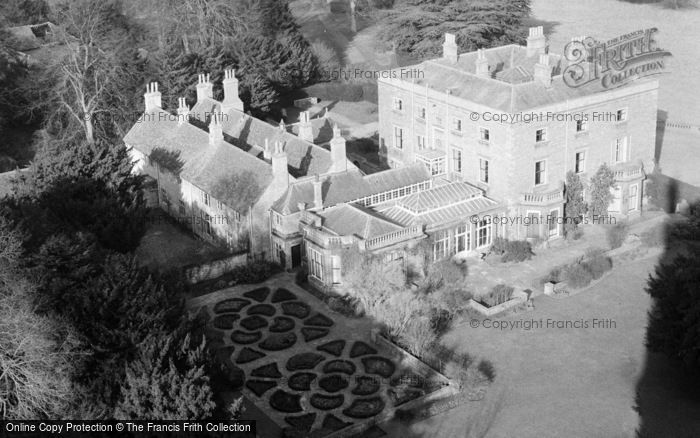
[184,252,248,284]
[466,290,529,317]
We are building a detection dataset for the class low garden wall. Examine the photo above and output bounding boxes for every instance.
[466,290,528,317]
[185,252,248,284]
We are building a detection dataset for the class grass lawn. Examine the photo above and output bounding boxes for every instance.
[134,212,229,271]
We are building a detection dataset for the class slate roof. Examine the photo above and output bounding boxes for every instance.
[288,117,335,144]
[383,44,653,112]
[123,110,273,211]
[319,204,404,240]
[190,98,341,178]
[271,163,431,215]
[377,182,500,228]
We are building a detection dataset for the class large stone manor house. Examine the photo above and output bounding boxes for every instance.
[125,27,658,289]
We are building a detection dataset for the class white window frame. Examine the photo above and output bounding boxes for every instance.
[613,137,628,163]
[393,125,404,149]
[432,230,450,261]
[476,218,491,248]
[452,117,462,132]
[308,247,324,281]
[479,127,490,142]
[535,128,547,143]
[616,108,627,122]
[393,97,403,112]
[455,223,470,252]
[548,207,560,237]
[576,118,588,132]
[451,148,462,174]
[416,134,426,150]
[331,255,341,284]
[535,160,547,186]
[479,158,489,184]
[629,183,639,211]
[418,106,426,119]
[575,151,586,174]
[202,192,210,207]
[525,210,541,239]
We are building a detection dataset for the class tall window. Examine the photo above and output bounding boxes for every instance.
[203,213,212,235]
[418,106,426,119]
[393,97,403,111]
[479,127,490,142]
[535,128,547,142]
[202,192,210,207]
[433,128,444,149]
[629,184,638,211]
[432,230,450,261]
[179,200,186,216]
[535,160,546,185]
[452,149,462,173]
[331,255,341,284]
[309,248,323,281]
[479,158,489,184]
[455,224,470,252]
[614,137,628,163]
[452,118,462,132]
[416,135,426,150]
[393,126,404,149]
[616,108,627,122]
[576,119,588,132]
[477,218,491,248]
[575,151,586,174]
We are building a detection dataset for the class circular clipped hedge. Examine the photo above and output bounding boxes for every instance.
[259,332,298,351]
[251,362,283,379]
[286,353,325,371]
[361,356,396,378]
[235,347,266,364]
[288,372,317,391]
[352,375,380,396]
[304,313,334,327]
[247,304,276,317]
[214,298,251,314]
[301,327,329,342]
[322,414,352,433]
[239,315,268,331]
[214,346,236,363]
[270,316,295,333]
[349,341,377,358]
[231,330,262,345]
[281,301,311,319]
[270,390,303,413]
[342,397,385,419]
[318,374,349,393]
[272,288,297,303]
[212,314,241,330]
[309,393,345,411]
[243,287,270,303]
[284,413,316,432]
[323,360,356,375]
[317,340,345,357]
[246,379,278,397]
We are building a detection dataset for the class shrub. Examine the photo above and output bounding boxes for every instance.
[342,397,385,419]
[270,316,295,333]
[319,375,349,393]
[251,362,282,379]
[328,296,359,317]
[310,393,345,410]
[584,254,613,280]
[349,341,377,358]
[398,316,436,358]
[323,360,356,375]
[568,227,585,241]
[288,372,317,391]
[286,353,325,371]
[563,263,593,289]
[239,315,268,331]
[270,390,303,413]
[490,238,534,263]
[212,314,240,330]
[284,413,317,433]
[259,332,298,351]
[640,227,665,247]
[304,313,334,327]
[606,222,629,249]
[282,301,311,319]
[294,267,308,285]
[243,287,271,303]
[301,327,330,342]
[317,340,346,357]
[272,288,297,303]
[247,304,276,316]
[477,359,496,382]
[246,380,278,397]
[236,347,266,364]
[321,414,352,432]
[480,284,515,308]
[227,262,281,287]
[352,375,380,395]
[213,298,251,314]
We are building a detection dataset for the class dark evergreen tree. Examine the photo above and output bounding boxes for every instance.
[564,171,587,236]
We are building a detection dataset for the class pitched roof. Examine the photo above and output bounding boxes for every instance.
[383,44,654,112]
[123,110,273,210]
[190,98,342,178]
[319,204,404,239]
[6,25,40,51]
[271,163,431,215]
[288,117,335,144]
[377,182,500,229]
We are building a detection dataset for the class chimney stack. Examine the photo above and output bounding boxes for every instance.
[475,49,489,77]
[271,140,289,189]
[279,119,286,132]
[312,174,323,211]
[177,97,189,126]
[526,26,546,57]
[534,53,552,87]
[144,82,162,112]
[221,69,244,113]
[442,33,459,63]
[297,111,314,143]
[329,124,347,173]
[208,112,223,145]
[196,73,213,102]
